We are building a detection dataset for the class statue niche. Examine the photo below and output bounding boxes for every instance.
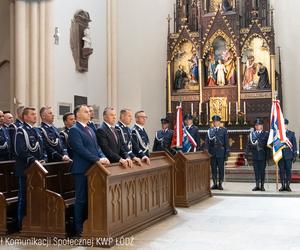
[173,41,199,92]
[70,10,93,73]
[204,36,236,87]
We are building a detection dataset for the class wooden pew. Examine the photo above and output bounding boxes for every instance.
[0,160,18,234]
[173,151,211,207]
[21,161,74,237]
[83,154,176,246]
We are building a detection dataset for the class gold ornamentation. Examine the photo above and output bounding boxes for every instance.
[241,91,272,99]
[229,138,235,147]
[209,97,228,121]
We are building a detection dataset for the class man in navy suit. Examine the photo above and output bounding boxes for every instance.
[115,109,142,165]
[96,107,132,167]
[131,111,151,165]
[245,118,269,191]
[205,115,229,190]
[184,114,200,152]
[15,107,47,230]
[278,119,297,192]
[69,105,110,236]
[39,107,71,162]
[0,110,11,161]
[59,112,76,159]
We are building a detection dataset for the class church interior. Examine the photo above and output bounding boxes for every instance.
[0,0,300,249]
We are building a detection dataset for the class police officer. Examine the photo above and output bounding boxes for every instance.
[278,119,297,192]
[0,110,11,161]
[132,111,151,165]
[245,118,269,191]
[8,106,24,159]
[39,107,71,162]
[15,107,47,230]
[60,112,76,159]
[184,114,200,152]
[115,109,142,165]
[205,115,229,190]
[153,118,174,153]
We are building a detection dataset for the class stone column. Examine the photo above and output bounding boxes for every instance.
[39,1,46,107]
[14,0,27,106]
[10,0,15,112]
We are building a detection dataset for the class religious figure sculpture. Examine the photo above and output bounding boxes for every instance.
[189,53,199,84]
[257,62,271,89]
[223,49,236,85]
[82,28,92,49]
[206,51,217,87]
[242,56,257,90]
[215,59,227,86]
[174,65,188,90]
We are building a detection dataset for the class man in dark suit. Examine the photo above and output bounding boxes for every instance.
[39,107,71,162]
[245,118,269,191]
[205,115,229,190]
[87,105,98,133]
[68,105,110,236]
[8,106,24,159]
[132,111,151,165]
[0,110,11,161]
[60,112,76,159]
[153,118,174,153]
[184,114,200,152]
[15,107,47,230]
[96,107,132,167]
[278,119,297,192]
[115,109,142,165]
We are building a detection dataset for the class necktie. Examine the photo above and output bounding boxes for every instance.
[84,126,93,138]
[111,127,118,143]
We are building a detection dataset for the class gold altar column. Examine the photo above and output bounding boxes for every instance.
[270,55,276,98]
[15,0,27,106]
[198,58,204,123]
[167,61,172,113]
[237,57,241,112]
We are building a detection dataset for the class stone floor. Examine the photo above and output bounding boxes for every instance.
[1,195,300,250]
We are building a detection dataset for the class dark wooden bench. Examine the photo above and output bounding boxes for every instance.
[21,160,74,237]
[83,153,176,247]
[152,151,212,207]
[0,160,18,234]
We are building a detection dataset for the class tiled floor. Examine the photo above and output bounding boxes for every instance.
[1,195,300,250]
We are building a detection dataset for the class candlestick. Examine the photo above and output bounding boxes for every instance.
[228,102,231,125]
[206,102,209,125]
[235,102,239,125]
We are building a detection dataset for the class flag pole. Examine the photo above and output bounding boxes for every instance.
[275,162,279,191]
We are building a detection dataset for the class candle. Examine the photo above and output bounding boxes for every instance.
[236,102,238,124]
[244,101,246,115]
[206,102,209,124]
[191,103,194,115]
[228,102,231,123]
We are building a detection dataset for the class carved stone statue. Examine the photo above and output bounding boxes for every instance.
[242,56,257,90]
[257,62,271,90]
[82,28,92,49]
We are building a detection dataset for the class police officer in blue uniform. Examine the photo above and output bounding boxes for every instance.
[8,106,24,159]
[15,107,47,230]
[184,114,200,152]
[153,118,174,153]
[245,118,269,191]
[205,115,229,190]
[59,112,76,159]
[39,107,71,162]
[115,109,142,165]
[0,110,11,161]
[131,111,151,165]
[278,119,297,192]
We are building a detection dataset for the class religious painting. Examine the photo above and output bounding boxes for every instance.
[242,36,271,91]
[204,36,236,87]
[208,0,233,12]
[173,41,200,92]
